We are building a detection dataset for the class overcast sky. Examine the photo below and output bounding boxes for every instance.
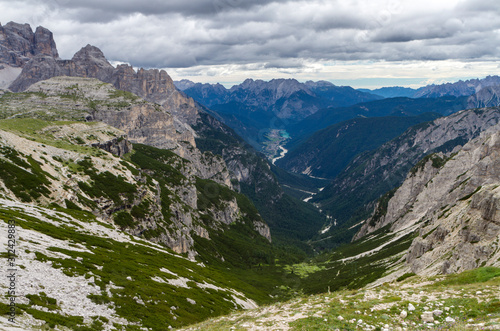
[1,0,499,88]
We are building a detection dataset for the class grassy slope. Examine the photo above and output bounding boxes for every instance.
[182,267,500,330]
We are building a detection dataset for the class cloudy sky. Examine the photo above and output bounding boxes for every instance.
[1,0,499,88]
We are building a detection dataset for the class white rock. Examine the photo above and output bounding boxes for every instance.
[400,310,408,319]
[408,303,416,311]
[433,309,443,316]
[421,311,434,323]
[445,317,456,323]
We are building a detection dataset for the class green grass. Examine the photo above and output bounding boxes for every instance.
[434,267,500,285]
[0,205,287,330]
[0,147,52,202]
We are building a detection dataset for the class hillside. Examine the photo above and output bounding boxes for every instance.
[0,117,297,329]
[277,113,440,179]
[311,107,500,248]
[356,126,500,276]
[287,96,469,146]
[181,267,500,330]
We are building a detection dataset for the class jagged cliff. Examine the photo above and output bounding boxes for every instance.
[0,21,58,67]
[9,44,200,124]
[356,124,500,276]
[0,22,58,88]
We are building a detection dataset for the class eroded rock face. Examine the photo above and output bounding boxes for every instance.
[357,124,500,276]
[467,85,500,109]
[0,22,58,67]
[91,137,132,157]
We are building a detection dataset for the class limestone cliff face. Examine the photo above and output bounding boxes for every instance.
[26,76,232,188]
[357,124,500,276]
[0,22,58,67]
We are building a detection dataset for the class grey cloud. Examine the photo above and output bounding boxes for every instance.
[1,0,499,73]
[50,0,288,21]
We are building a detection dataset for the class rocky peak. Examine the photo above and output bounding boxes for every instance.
[232,77,311,99]
[0,22,58,67]
[72,44,110,66]
[34,26,59,58]
[174,79,196,91]
[415,75,500,98]
[304,80,334,88]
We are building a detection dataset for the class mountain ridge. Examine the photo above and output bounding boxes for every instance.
[311,107,500,248]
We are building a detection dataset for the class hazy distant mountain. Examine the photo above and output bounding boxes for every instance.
[304,80,383,104]
[414,75,500,98]
[358,86,418,98]
[286,96,469,146]
[174,78,196,91]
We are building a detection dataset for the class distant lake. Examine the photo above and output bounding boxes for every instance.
[280,130,290,139]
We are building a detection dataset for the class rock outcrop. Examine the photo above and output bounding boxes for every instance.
[9,44,200,124]
[91,136,132,157]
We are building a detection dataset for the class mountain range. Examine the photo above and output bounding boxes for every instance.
[1,21,500,330]
[175,78,381,152]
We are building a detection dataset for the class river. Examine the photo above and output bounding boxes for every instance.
[271,146,288,165]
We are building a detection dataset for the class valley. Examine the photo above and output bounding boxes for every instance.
[0,20,500,331]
